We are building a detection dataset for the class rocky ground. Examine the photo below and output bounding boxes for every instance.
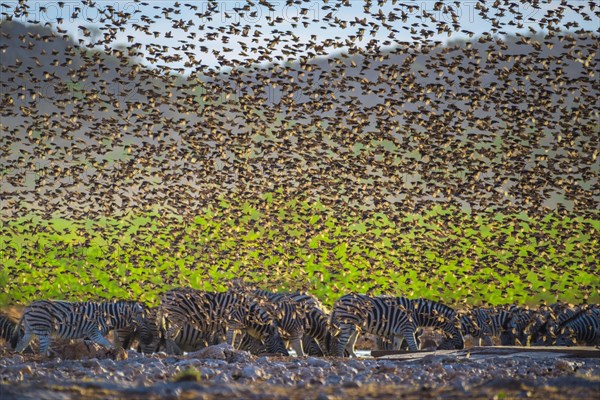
[0,342,599,400]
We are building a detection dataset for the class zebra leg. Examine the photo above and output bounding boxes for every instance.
[163,324,183,355]
[376,335,396,351]
[482,335,493,346]
[88,330,114,349]
[331,324,354,357]
[165,338,183,355]
[226,328,238,348]
[37,334,52,355]
[394,335,406,350]
[345,327,359,357]
[15,332,34,354]
[290,336,305,357]
[398,327,419,351]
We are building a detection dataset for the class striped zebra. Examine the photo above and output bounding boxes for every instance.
[302,335,326,356]
[375,329,423,351]
[115,307,163,354]
[329,293,417,357]
[1,313,21,349]
[501,308,539,346]
[459,311,486,345]
[159,288,288,355]
[159,288,230,354]
[14,300,147,355]
[463,306,517,346]
[237,332,328,357]
[259,297,307,356]
[555,306,600,346]
[379,296,464,350]
[253,289,333,356]
[225,296,289,356]
[529,303,580,346]
[237,332,270,355]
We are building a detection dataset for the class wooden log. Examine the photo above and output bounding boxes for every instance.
[371,346,600,359]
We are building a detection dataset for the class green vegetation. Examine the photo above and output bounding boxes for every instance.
[172,366,202,383]
[1,193,598,308]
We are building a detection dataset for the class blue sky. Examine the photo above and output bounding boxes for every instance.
[2,1,598,73]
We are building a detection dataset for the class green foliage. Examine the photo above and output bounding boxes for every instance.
[1,194,598,308]
[172,366,202,383]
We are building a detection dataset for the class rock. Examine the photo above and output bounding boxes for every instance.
[226,348,255,364]
[342,380,362,388]
[239,365,269,381]
[554,359,575,373]
[4,364,33,375]
[189,344,230,360]
[188,343,256,364]
[12,355,24,364]
[306,357,331,369]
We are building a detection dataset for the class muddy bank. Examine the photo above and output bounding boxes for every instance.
[0,344,599,399]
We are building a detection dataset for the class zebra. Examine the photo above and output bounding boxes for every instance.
[501,308,540,346]
[555,307,600,346]
[302,335,326,356]
[462,306,517,346]
[1,313,21,349]
[114,307,163,354]
[158,288,230,355]
[237,332,270,355]
[375,329,423,351]
[257,297,307,356]
[529,303,581,346]
[379,296,464,350]
[329,293,418,357]
[459,311,486,346]
[159,288,288,355]
[253,289,335,356]
[13,300,147,355]
[225,296,289,356]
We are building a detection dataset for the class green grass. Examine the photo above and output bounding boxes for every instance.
[1,193,598,308]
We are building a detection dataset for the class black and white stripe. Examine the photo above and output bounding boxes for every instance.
[501,308,538,346]
[467,306,516,346]
[115,307,163,354]
[459,312,485,345]
[529,303,580,346]
[329,293,417,356]
[555,307,600,346]
[1,313,21,349]
[14,300,146,355]
[253,289,334,356]
[159,288,288,355]
[226,296,289,355]
[379,297,463,350]
[159,288,229,354]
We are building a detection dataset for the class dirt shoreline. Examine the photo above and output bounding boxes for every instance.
[1,344,599,399]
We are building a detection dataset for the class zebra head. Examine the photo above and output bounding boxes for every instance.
[263,324,290,356]
[459,312,481,337]
[527,312,551,346]
[555,326,576,346]
[136,306,162,353]
[104,301,147,332]
[324,326,344,357]
[230,300,289,356]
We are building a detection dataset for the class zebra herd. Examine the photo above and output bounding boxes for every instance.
[0,287,598,357]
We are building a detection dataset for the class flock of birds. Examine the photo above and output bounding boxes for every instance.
[1,0,598,220]
[1,283,599,358]
[0,1,597,353]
